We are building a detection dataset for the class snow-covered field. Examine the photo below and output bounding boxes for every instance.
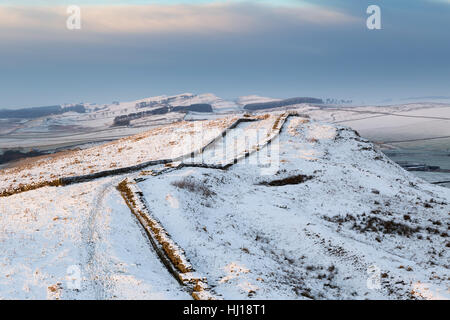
[0,93,228,151]
[304,103,450,145]
[137,117,450,299]
[0,177,189,299]
[2,93,449,156]
[0,109,449,300]
[0,117,237,194]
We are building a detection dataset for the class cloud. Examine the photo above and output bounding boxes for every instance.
[0,3,358,38]
[0,0,323,6]
[0,1,448,108]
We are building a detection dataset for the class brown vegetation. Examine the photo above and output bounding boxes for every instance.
[259,174,314,187]
[0,179,63,197]
[171,177,216,197]
[117,179,192,273]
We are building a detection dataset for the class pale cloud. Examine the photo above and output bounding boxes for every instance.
[0,6,60,30]
[0,3,358,38]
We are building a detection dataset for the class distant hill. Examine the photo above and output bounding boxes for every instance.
[0,104,85,119]
[244,97,323,111]
[172,104,213,113]
[1,112,449,299]
[0,149,47,165]
[113,104,213,126]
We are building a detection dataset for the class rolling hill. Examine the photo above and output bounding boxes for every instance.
[0,111,448,300]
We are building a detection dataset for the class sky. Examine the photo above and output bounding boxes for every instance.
[0,0,449,108]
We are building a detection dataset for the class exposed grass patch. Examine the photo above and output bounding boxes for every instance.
[353,217,421,237]
[324,213,423,238]
[171,177,216,197]
[259,174,313,187]
[271,114,285,131]
[0,179,63,197]
[117,180,137,209]
[117,179,193,274]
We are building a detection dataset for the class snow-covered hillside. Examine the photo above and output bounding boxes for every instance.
[136,116,450,299]
[305,103,450,144]
[0,93,237,151]
[0,116,238,194]
[0,111,449,300]
[2,93,449,159]
[236,95,281,107]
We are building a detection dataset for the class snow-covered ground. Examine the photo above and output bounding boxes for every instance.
[0,177,189,299]
[3,93,449,157]
[413,172,450,189]
[0,117,237,193]
[236,95,281,107]
[187,114,281,166]
[304,103,450,145]
[0,110,449,300]
[136,117,450,299]
[0,93,231,151]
